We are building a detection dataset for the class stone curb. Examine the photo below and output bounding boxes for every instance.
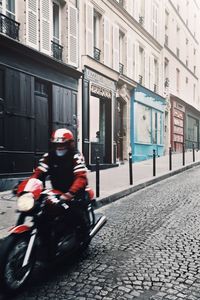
[94,161,200,209]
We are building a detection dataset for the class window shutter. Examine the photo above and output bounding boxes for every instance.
[26,0,39,49]
[40,0,51,55]
[134,42,139,81]
[127,35,133,79]
[113,24,119,72]
[86,2,94,57]
[145,50,149,88]
[103,16,110,66]
[68,4,78,67]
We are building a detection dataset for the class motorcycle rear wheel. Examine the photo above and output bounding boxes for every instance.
[0,233,36,295]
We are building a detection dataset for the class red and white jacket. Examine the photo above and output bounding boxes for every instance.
[19,150,88,197]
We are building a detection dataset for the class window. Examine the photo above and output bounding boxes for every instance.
[53,2,59,44]
[139,46,145,84]
[6,0,15,19]
[93,10,101,61]
[176,68,180,92]
[194,66,196,74]
[164,58,169,79]
[152,1,158,39]
[193,84,196,102]
[139,0,145,25]
[119,30,125,74]
[0,0,15,19]
[186,77,188,84]
[154,58,158,92]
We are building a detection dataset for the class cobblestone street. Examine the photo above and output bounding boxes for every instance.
[2,166,200,299]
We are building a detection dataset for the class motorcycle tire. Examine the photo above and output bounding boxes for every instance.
[0,233,36,295]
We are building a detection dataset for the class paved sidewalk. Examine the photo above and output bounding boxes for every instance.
[1,150,200,237]
[88,149,200,207]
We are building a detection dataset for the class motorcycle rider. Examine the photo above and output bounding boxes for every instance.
[17,128,91,242]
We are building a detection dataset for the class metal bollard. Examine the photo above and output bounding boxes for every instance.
[193,143,195,162]
[182,144,185,166]
[153,149,156,176]
[169,147,172,171]
[96,156,100,198]
[129,152,133,185]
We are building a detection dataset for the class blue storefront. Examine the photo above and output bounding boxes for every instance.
[131,85,166,162]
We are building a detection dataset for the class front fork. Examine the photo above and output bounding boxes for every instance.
[22,228,37,267]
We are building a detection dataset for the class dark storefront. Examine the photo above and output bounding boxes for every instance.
[0,36,81,190]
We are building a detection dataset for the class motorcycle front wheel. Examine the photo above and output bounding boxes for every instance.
[0,233,36,295]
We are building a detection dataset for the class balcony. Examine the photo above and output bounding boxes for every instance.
[51,40,63,61]
[139,16,144,26]
[0,13,20,40]
[94,47,101,61]
[119,63,124,75]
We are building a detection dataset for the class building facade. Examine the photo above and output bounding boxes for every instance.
[164,0,200,152]
[0,0,81,189]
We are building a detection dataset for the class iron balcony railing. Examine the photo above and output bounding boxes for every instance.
[94,47,101,61]
[139,75,143,84]
[119,63,124,75]
[0,13,20,40]
[139,16,144,25]
[51,40,63,61]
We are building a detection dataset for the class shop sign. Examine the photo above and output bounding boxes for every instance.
[135,91,165,112]
[91,84,112,99]
[173,100,185,112]
[85,68,115,90]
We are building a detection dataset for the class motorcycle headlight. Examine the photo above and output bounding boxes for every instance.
[17,193,35,212]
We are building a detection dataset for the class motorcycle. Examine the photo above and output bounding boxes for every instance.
[0,178,107,295]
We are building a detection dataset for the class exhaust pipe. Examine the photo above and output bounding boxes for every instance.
[89,215,107,238]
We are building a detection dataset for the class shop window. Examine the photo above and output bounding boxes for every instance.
[135,103,151,144]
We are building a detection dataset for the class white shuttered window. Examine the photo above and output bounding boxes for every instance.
[40,0,51,55]
[86,2,94,57]
[113,24,119,72]
[68,4,78,67]
[26,0,39,49]
[103,16,110,66]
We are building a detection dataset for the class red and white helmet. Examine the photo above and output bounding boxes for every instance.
[51,128,74,144]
